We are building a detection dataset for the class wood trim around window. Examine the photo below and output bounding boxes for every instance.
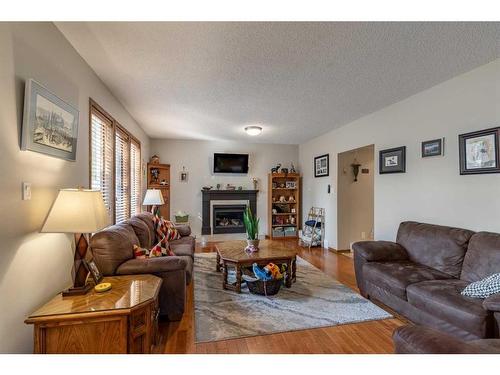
[89,98,142,224]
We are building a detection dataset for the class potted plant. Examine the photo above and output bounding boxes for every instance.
[243,206,260,249]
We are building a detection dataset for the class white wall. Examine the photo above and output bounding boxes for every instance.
[150,139,299,236]
[0,23,150,353]
[299,59,500,249]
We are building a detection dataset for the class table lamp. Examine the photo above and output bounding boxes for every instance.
[41,188,109,296]
[142,188,165,216]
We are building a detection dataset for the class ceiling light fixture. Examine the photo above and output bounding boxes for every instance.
[244,126,263,136]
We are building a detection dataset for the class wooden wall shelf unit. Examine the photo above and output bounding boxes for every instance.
[268,172,301,239]
[147,162,170,220]
[25,275,162,354]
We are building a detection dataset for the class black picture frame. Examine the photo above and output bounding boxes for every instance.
[314,154,329,177]
[379,146,406,174]
[459,127,500,175]
[84,258,103,284]
[421,138,443,157]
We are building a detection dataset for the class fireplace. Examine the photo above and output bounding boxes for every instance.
[201,189,258,235]
[212,204,246,234]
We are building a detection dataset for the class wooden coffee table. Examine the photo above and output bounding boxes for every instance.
[215,240,298,293]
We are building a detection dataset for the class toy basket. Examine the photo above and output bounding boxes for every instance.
[245,278,282,296]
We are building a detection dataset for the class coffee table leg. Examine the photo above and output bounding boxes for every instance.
[292,257,297,283]
[222,263,228,290]
[235,264,242,293]
[285,259,293,288]
[216,252,221,272]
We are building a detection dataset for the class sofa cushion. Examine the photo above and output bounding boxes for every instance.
[127,217,151,248]
[90,223,139,275]
[406,279,492,338]
[177,255,193,284]
[176,224,192,237]
[363,261,452,300]
[461,232,500,283]
[134,212,156,246]
[396,221,475,278]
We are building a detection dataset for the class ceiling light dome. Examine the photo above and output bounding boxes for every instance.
[245,126,263,136]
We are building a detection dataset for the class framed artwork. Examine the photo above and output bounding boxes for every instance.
[180,171,188,182]
[84,258,103,284]
[422,138,444,157]
[21,79,79,161]
[379,146,406,174]
[459,127,500,175]
[314,154,329,177]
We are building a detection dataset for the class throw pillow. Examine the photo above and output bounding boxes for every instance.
[461,273,500,298]
[150,236,175,257]
[133,244,150,259]
[153,214,181,242]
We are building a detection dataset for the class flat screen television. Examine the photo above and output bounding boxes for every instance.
[213,153,249,174]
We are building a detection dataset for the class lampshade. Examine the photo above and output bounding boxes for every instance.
[142,189,165,206]
[41,189,109,233]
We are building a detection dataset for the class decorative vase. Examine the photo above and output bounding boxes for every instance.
[247,239,260,250]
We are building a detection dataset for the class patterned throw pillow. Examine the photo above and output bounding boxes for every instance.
[153,214,181,242]
[133,244,150,259]
[133,237,174,259]
[461,273,500,298]
[150,236,175,257]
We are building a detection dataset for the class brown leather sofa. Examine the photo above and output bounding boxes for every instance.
[393,325,500,354]
[353,221,500,340]
[90,212,195,321]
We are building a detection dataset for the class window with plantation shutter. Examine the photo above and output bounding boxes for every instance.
[115,126,130,223]
[90,106,114,222]
[89,99,142,225]
[130,139,141,216]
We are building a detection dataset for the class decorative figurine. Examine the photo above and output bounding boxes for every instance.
[281,168,288,175]
[290,163,296,173]
[216,183,221,190]
[279,195,286,202]
[271,163,282,174]
[150,168,159,183]
[150,155,160,164]
[252,177,258,190]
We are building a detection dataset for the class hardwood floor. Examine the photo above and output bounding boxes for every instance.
[156,240,405,354]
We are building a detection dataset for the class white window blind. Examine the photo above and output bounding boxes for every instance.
[115,127,130,223]
[90,109,114,223]
[130,139,141,216]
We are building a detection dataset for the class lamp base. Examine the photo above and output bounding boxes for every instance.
[62,283,92,297]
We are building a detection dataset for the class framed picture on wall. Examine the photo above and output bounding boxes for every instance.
[21,79,79,161]
[379,146,406,174]
[459,127,500,175]
[421,138,444,157]
[314,154,329,177]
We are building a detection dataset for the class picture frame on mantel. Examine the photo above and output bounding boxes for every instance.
[379,146,406,174]
[314,154,329,177]
[459,127,500,175]
[21,79,79,161]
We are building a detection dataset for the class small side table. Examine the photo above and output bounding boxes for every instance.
[25,274,162,354]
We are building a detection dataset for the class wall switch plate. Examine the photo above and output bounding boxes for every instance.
[22,182,32,200]
[361,231,366,240]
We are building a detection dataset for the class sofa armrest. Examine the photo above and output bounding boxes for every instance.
[393,325,482,354]
[483,293,500,312]
[352,240,408,262]
[175,225,192,237]
[116,256,188,275]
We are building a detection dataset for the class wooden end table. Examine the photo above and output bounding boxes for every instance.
[215,240,297,293]
[25,274,162,354]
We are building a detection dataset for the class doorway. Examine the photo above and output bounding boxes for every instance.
[337,144,374,251]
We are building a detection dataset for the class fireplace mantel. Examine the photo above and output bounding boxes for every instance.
[201,190,258,235]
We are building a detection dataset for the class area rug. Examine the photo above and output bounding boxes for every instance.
[194,252,392,343]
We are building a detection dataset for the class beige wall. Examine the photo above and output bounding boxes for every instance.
[299,59,500,249]
[150,139,299,237]
[0,22,150,353]
[337,145,374,250]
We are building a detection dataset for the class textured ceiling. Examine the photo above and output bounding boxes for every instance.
[56,22,499,144]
